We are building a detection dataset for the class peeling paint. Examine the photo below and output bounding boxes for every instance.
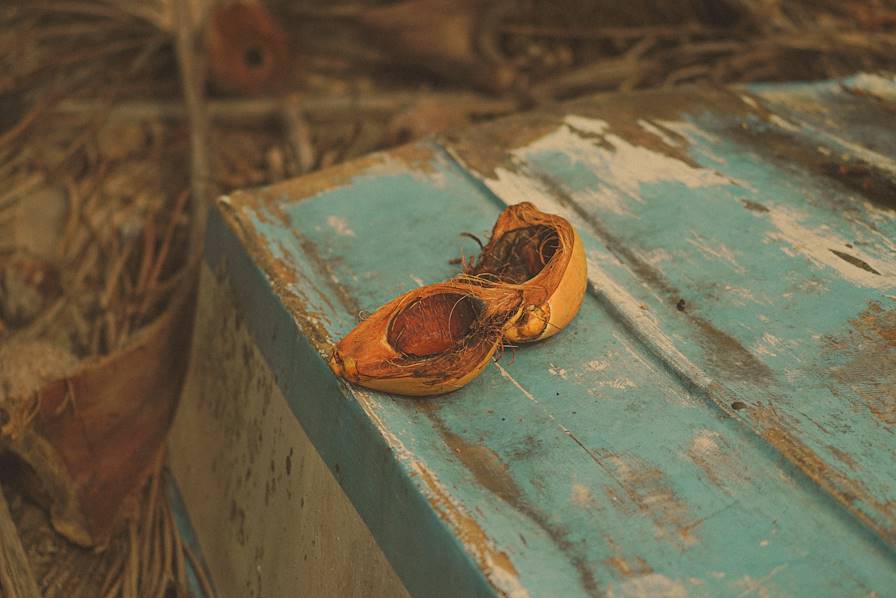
[549,364,569,379]
[636,119,680,147]
[214,76,896,597]
[766,207,896,288]
[601,454,698,548]
[326,215,356,237]
[414,465,530,598]
[687,234,746,274]
[586,360,609,372]
[608,573,688,598]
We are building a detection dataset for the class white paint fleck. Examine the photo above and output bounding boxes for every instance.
[637,119,679,147]
[733,564,787,598]
[846,72,896,100]
[586,360,609,372]
[571,483,595,507]
[494,363,537,402]
[760,539,769,547]
[564,114,610,136]
[658,120,723,146]
[656,120,736,169]
[599,378,636,390]
[766,207,896,288]
[710,571,726,579]
[690,430,721,456]
[609,573,688,598]
[410,275,425,287]
[754,333,781,358]
[644,248,675,266]
[768,114,800,132]
[740,94,759,109]
[326,215,355,237]
[687,234,746,274]
[720,285,766,306]
[499,115,739,217]
[548,364,568,379]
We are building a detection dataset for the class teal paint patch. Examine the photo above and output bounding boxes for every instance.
[498,95,896,547]
[204,77,896,597]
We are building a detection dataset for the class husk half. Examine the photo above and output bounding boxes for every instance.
[469,202,587,342]
[329,281,523,396]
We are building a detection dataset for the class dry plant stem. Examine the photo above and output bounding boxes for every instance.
[102,576,124,598]
[140,454,164,583]
[99,549,126,597]
[160,498,173,582]
[139,189,190,313]
[102,241,135,308]
[0,485,42,598]
[0,172,45,210]
[175,0,212,259]
[499,22,723,39]
[127,518,139,598]
[281,95,316,176]
[137,219,158,295]
[0,93,54,149]
[144,506,165,597]
[185,543,216,598]
[53,93,519,124]
[167,494,187,588]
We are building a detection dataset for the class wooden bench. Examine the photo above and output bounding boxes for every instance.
[170,74,896,597]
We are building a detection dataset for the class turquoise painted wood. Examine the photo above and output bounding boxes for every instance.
[206,74,896,597]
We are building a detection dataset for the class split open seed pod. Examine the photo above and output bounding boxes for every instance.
[468,202,587,343]
[329,281,524,397]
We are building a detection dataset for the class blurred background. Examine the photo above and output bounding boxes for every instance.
[0,1,894,596]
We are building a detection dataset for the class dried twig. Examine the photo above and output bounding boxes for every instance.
[53,92,520,123]
[174,0,212,260]
[281,95,316,176]
[0,485,42,598]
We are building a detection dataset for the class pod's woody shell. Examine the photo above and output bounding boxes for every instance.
[475,202,587,343]
[329,281,523,397]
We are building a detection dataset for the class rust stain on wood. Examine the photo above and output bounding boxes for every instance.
[729,120,896,214]
[217,200,337,352]
[412,465,527,598]
[826,301,896,427]
[687,430,752,494]
[753,406,896,545]
[598,452,698,549]
[604,554,653,579]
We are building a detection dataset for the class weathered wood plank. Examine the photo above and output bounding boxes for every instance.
[202,76,896,597]
[443,75,896,548]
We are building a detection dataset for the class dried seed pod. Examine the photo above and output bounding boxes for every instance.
[468,202,587,342]
[329,281,523,396]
